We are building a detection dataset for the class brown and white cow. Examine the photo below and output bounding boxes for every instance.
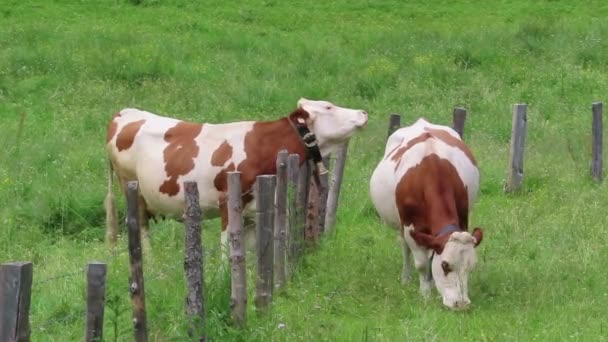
[369,118,484,310]
[104,98,368,253]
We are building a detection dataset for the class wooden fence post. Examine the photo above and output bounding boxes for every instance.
[0,262,33,342]
[286,154,300,274]
[126,181,148,342]
[183,181,205,341]
[305,177,320,244]
[84,262,107,342]
[504,104,527,193]
[318,154,332,234]
[274,150,288,290]
[255,175,276,312]
[452,107,467,139]
[296,161,310,256]
[324,142,349,232]
[228,172,247,327]
[387,113,401,140]
[591,102,603,182]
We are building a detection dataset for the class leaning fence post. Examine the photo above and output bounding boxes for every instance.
[228,172,247,327]
[504,104,527,193]
[286,154,300,275]
[183,181,205,341]
[126,181,148,342]
[0,262,33,342]
[452,107,467,139]
[318,154,332,234]
[255,175,276,313]
[387,113,401,140]
[84,262,107,342]
[296,161,310,256]
[324,142,349,232]
[274,150,288,290]
[591,102,603,182]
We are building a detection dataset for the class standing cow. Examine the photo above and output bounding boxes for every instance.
[105,98,368,253]
[369,117,484,310]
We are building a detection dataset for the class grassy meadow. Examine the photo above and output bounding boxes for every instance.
[2,0,608,340]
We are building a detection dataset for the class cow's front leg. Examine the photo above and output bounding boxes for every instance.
[219,200,230,261]
[404,225,433,298]
[400,233,412,285]
[243,215,257,253]
[137,195,152,253]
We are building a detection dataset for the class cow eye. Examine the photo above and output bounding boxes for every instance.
[325,106,332,110]
[441,261,452,275]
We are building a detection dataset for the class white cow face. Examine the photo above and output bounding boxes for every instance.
[431,229,483,310]
[297,98,368,155]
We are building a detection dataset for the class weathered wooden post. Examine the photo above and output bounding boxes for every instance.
[125,181,148,342]
[452,107,467,139]
[274,150,288,290]
[228,172,247,327]
[296,161,310,255]
[387,113,401,140]
[305,178,320,244]
[84,262,107,342]
[324,142,349,232]
[286,154,300,274]
[318,154,332,234]
[183,181,205,341]
[591,102,603,182]
[0,262,33,342]
[504,104,527,193]
[255,175,276,312]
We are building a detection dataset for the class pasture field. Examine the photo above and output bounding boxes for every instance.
[2,0,608,340]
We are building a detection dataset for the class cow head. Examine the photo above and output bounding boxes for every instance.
[297,98,368,155]
[411,227,484,310]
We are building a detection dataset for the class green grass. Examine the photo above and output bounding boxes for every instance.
[2,0,608,340]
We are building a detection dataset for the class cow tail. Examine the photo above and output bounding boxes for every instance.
[104,157,119,244]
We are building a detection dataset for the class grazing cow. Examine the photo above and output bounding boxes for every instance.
[104,98,368,253]
[369,118,484,310]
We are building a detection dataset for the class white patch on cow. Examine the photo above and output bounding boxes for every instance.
[402,225,434,297]
[297,98,368,156]
[431,232,477,310]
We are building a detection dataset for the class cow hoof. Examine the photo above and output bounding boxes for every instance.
[401,273,411,285]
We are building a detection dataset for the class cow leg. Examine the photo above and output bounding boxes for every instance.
[219,200,230,261]
[400,233,412,284]
[137,194,152,253]
[403,225,433,298]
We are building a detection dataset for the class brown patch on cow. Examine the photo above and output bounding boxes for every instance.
[213,108,310,232]
[389,132,433,170]
[106,112,121,144]
[211,141,233,167]
[396,154,469,252]
[158,121,203,196]
[116,119,145,151]
[424,127,477,166]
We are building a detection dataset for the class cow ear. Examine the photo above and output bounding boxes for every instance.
[472,227,484,247]
[409,230,443,253]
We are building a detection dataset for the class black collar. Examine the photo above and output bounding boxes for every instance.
[288,117,328,185]
[427,224,461,281]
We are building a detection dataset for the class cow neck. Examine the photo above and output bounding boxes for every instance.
[287,109,329,185]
